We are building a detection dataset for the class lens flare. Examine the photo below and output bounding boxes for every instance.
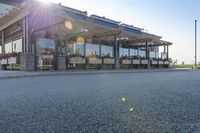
[65,20,73,31]
[37,0,54,3]
[76,36,85,44]
[129,107,134,112]
[121,97,126,102]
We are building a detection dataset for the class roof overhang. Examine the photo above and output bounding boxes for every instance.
[0,0,26,6]
[0,1,173,48]
[0,7,29,31]
[153,40,173,46]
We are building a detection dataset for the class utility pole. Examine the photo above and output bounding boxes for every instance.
[195,20,197,68]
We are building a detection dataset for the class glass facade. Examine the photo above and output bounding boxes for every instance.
[86,43,100,58]
[36,38,56,70]
[67,43,84,57]
[13,39,22,53]
[119,47,129,58]
[74,43,84,57]
[4,39,22,54]
[150,51,159,59]
[57,40,66,56]
[138,49,146,58]
[130,48,138,58]
[101,45,113,58]
[5,42,12,54]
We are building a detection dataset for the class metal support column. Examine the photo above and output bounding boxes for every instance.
[195,20,197,67]
[167,45,169,60]
[164,46,166,53]
[23,16,29,53]
[145,42,148,59]
[146,42,150,69]
[114,35,119,69]
[1,30,4,54]
[0,30,4,70]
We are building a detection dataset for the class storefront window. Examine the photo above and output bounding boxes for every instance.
[149,46,159,59]
[138,49,146,58]
[36,38,55,55]
[101,45,113,58]
[36,38,56,70]
[5,42,12,54]
[130,48,138,58]
[120,47,129,58]
[57,40,66,56]
[161,52,167,60]
[75,43,84,57]
[67,43,84,57]
[150,51,159,59]
[13,39,22,53]
[86,43,100,58]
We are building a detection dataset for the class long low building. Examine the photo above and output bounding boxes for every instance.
[0,0,172,71]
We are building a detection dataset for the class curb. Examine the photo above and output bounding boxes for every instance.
[0,69,193,80]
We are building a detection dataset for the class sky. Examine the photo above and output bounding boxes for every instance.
[1,0,200,64]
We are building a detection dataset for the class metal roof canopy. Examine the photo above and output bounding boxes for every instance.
[0,0,26,6]
[0,0,172,47]
[0,7,28,31]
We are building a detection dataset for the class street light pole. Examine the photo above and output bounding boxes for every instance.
[195,20,197,68]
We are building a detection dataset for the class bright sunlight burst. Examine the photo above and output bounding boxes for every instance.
[37,0,61,3]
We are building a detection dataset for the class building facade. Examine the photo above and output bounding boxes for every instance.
[0,1,172,71]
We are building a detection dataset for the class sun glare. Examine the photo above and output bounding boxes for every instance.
[37,0,55,3]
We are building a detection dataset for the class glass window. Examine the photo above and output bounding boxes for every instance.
[74,43,84,57]
[67,43,74,56]
[0,46,2,54]
[150,51,156,59]
[36,38,56,69]
[67,43,84,57]
[5,42,12,54]
[101,45,113,58]
[36,38,55,55]
[130,48,138,58]
[119,47,129,58]
[155,51,159,59]
[149,46,159,59]
[13,39,22,53]
[57,40,66,56]
[138,49,146,58]
[86,43,100,58]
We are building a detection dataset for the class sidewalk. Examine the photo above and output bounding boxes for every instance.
[0,69,192,80]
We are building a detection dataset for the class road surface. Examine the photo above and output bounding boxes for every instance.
[0,70,200,132]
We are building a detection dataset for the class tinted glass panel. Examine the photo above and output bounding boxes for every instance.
[13,39,22,53]
[138,49,146,58]
[36,38,55,55]
[120,48,129,58]
[5,42,12,54]
[101,45,113,58]
[36,38,55,69]
[86,43,100,57]
[67,43,84,57]
[75,43,84,56]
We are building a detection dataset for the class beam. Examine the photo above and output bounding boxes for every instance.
[0,0,25,6]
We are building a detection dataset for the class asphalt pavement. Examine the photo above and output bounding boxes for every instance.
[0,70,200,133]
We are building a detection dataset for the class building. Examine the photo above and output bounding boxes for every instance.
[0,0,172,71]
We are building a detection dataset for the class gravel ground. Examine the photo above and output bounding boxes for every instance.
[0,70,200,133]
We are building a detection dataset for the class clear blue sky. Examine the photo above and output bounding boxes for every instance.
[1,0,200,64]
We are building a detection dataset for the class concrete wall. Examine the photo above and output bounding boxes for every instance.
[20,53,35,71]
[57,55,66,71]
